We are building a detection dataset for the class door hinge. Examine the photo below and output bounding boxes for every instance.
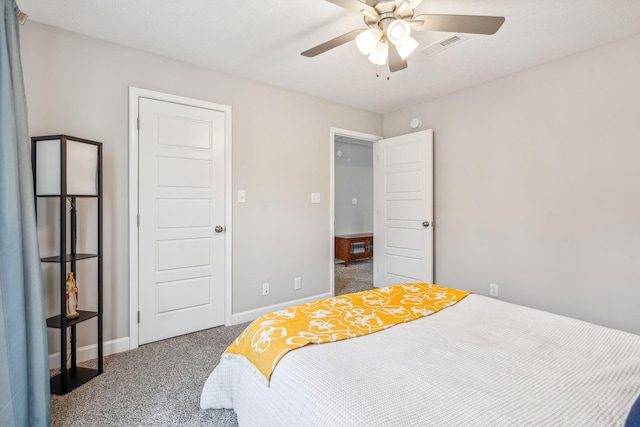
[137,214,140,227]
[137,311,140,323]
[137,117,140,130]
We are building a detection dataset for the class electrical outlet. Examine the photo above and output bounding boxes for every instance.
[262,282,270,296]
[294,277,302,290]
[489,283,499,297]
[352,198,358,205]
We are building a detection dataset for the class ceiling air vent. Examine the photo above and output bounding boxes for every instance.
[421,33,468,56]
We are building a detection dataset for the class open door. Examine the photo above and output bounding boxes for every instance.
[373,130,433,287]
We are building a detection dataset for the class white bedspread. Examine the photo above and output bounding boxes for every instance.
[201,294,640,426]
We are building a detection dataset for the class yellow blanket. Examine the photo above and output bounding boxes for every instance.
[224,283,470,382]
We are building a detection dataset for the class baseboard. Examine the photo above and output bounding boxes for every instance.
[231,292,333,325]
[48,337,130,369]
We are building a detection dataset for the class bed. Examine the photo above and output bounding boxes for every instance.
[200,285,640,426]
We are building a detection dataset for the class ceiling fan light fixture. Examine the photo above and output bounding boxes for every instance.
[387,19,411,46]
[300,1,505,74]
[368,41,389,65]
[355,27,383,55]
[396,36,419,59]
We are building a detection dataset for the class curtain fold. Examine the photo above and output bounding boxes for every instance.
[0,1,51,426]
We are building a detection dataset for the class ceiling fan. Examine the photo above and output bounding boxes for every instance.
[301,0,505,73]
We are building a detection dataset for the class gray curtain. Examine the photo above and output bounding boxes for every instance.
[0,1,51,426]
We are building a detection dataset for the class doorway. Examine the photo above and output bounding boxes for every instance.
[329,128,381,295]
[329,128,434,295]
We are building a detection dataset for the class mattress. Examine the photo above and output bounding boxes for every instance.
[201,294,640,426]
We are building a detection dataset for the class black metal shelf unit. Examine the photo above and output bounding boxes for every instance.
[32,135,103,395]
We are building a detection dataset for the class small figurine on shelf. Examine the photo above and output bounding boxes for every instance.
[66,272,80,319]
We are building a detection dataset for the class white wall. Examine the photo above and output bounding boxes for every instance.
[20,23,382,354]
[334,141,373,236]
[384,34,640,335]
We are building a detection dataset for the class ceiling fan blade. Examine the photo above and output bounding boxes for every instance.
[395,0,424,11]
[388,44,408,72]
[412,14,505,35]
[326,0,379,18]
[301,29,364,57]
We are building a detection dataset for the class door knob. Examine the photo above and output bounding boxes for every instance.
[215,225,224,233]
[422,221,430,228]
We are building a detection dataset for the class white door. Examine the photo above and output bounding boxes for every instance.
[138,97,226,345]
[373,130,433,287]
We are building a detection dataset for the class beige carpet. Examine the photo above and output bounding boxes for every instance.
[50,260,373,426]
[334,258,373,295]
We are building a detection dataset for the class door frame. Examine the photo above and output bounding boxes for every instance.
[329,127,381,295]
[128,87,233,350]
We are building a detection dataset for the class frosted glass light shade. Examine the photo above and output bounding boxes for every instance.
[368,41,389,65]
[387,20,411,46]
[34,137,99,196]
[355,27,382,55]
[396,36,419,60]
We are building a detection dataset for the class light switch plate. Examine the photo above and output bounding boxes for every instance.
[311,192,321,204]
[352,198,358,205]
[238,190,246,203]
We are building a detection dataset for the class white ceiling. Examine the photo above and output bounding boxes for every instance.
[18,0,640,114]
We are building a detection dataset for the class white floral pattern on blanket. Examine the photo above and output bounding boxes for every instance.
[223,283,470,382]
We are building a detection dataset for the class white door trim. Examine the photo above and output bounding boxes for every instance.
[128,87,233,350]
[329,127,381,295]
